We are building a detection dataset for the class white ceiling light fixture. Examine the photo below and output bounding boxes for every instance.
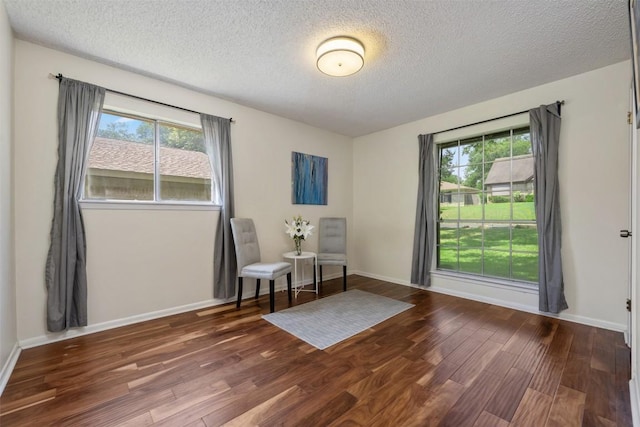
[316,36,365,77]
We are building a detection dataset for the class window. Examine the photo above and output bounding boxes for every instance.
[437,126,538,284]
[84,111,213,203]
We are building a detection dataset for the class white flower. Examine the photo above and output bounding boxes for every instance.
[285,221,298,239]
[285,216,313,240]
[300,222,314,239]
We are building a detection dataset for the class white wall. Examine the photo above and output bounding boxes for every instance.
[13,40,353,344]
[11,38,629,347]
[353,61,631,331]
[0,0,17,391]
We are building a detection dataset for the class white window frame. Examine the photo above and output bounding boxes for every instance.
[432,112,538,288]
[80,93,220,211]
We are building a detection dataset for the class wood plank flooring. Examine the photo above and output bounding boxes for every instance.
[0,276,632,426]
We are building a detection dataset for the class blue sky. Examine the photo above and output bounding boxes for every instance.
[99,112,140,133]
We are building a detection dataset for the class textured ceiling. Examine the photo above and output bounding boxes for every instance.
[3,0,631,137]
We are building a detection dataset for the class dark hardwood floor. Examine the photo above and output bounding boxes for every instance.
[0,275,633,426]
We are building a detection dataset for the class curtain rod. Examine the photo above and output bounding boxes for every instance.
[49,73,234,123]
[432,100,564,135]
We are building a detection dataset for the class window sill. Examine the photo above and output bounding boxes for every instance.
[430,270,538,294]
[79,200,221,211]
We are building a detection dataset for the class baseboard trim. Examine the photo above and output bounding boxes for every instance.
[351,270,414,287]
[0,343,21,396]
[351,270,627,333]
[19,298,231,349]
[19,269,622,350]
[20,272,347,350]
[630,377,640,427]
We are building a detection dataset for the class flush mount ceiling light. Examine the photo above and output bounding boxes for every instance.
[316,36,365,77]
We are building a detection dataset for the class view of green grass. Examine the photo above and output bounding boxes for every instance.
[438,202,538,283]
[440,201,535,221]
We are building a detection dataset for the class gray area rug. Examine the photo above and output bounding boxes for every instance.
[262,289,414,350]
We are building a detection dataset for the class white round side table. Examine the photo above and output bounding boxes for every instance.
[282,251,318,297]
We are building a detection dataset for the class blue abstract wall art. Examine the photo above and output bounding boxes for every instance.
[292,151,328,205]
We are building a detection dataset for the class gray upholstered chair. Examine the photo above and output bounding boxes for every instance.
[317,217,347,291]
[230,218,292,313]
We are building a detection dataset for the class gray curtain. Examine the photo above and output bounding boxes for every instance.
[411,134,437,286]
[530,104,568,313]
[46,78,105,332]
[201,114,237,299]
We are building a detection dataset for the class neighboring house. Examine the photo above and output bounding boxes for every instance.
[86,137,212,201]
[439,180,481,205]
[484,154,534,196]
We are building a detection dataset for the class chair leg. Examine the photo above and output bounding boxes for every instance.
[269,280,275,313]
[313,261,317,292]
[319,265,323,284]
[343,266,347,291]
[255,279,261,299]
[287,272,292,303]
[236,277,243,308]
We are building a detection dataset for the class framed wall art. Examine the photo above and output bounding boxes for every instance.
[291,151,328,205]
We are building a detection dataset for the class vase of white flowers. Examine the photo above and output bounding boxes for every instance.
[285,215,314,255]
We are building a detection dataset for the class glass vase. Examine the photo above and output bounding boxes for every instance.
[294,238,302,256]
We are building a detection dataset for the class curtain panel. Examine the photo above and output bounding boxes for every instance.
[411,133,437,287]
[45,78,105,332]
[201,114,237,299]
[530,104,568,313]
